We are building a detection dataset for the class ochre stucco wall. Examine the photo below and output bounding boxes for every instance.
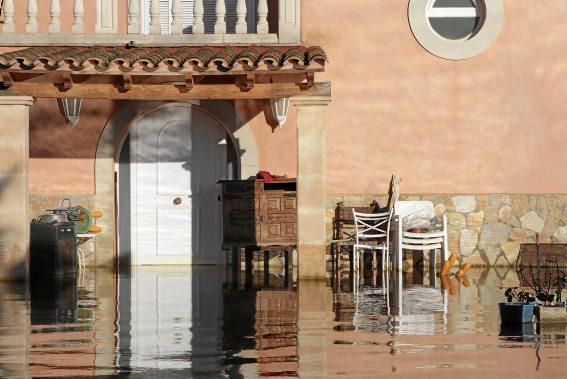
[28,98,290,195]
[29,98,119,195]
[235,99,298,178]
[301,0,567,195]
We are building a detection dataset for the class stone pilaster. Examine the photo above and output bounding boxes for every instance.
[0,95,34,280]
[293,95,331,279]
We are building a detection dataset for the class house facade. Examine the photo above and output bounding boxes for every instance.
[0,0,565,280]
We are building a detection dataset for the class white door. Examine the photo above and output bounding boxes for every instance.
[130,105,226,265]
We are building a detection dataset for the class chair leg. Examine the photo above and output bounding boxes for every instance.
[352,246,357,294]
[396,244,403,271]
[443,216,450,262]
[429,250,436,287]
[373,250,377,271]
[397,218,403,271]
[381,263,385,290]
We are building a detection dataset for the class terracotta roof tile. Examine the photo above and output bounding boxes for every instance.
[0,46,326,74]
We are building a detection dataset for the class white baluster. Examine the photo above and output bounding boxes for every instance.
[149,0,161,34]
[193,0,204,34]
[72,0,85,34]
[214,0,226,34]
[26,0,39,34]
[171,0,182,34]
[128,0,141,34]
[2,0,16,33]
[235,0,247,34]
[48,0,61,34]
[257,0,268,34]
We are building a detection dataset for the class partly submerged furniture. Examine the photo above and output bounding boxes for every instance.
[393,201,449,272]
[332,201,380,270]
[219,179,297,248]
[219,179,297,283]
[352,210,391,272]
[30,221,77,277]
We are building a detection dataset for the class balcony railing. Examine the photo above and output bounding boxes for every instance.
[0,0,300,45]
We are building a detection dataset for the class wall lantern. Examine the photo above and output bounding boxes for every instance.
[59,98,83,126]
[270,98,290,127]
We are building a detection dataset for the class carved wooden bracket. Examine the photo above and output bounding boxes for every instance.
[121,74,133,92]
[238,73,255,91]
[0,71,13,88]
[61,73,73,90]
[299,72,315,90]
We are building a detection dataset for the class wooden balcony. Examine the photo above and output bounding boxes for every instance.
[0,0,300,46]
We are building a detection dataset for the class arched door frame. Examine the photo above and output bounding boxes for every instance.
[94,100,259,267]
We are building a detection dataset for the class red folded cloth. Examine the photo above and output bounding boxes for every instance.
[256,171,286,183]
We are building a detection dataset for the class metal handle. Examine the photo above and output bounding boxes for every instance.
[173,197,182,205]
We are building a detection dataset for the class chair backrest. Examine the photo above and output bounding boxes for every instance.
[394,201,435,219]
[352,210,390,241]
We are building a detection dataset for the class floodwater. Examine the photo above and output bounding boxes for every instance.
[1,265,567,378]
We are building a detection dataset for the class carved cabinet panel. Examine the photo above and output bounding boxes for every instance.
[220,179,297,247]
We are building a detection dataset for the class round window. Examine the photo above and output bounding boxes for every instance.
[408,0,504,60]
[427,0,483,40]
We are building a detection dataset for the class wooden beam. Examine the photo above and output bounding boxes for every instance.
[2,82,331,100]
[4,68,324,77]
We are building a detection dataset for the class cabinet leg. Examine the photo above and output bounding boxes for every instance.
[231,247,240,289]
[337,245,342,272]
[284,248,290,288]
[336,247,342,292]
[264,250,270,287]
[245,247,254,289]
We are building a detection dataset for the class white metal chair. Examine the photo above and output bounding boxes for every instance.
[352,209,392,273]
[393,201,449,272]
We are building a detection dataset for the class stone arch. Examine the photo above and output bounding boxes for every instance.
[93,100,259,266]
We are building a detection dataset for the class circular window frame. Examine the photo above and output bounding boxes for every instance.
[409,0,504,60]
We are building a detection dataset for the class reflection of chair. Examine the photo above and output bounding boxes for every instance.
[352,210,391,273]
[393,201,449,272]
[387,269,448,334]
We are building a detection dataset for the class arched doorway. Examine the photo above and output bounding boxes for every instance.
[117,103,238,266]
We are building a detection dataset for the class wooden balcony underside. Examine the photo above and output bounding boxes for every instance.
[0,73,330,100]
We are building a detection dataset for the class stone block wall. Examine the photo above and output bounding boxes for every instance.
[326,194,567,267]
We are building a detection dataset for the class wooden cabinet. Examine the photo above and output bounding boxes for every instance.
[220,179,297,247]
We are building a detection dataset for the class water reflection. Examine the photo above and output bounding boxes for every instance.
[1,266,567,376]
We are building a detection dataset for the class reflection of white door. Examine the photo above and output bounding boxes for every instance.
[131,105,226,265]
[125,267,224,372]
